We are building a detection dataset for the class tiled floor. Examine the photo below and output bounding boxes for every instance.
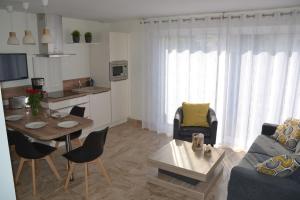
[11,122,244,200]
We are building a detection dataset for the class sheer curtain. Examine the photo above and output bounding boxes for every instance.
[142,10,300,149]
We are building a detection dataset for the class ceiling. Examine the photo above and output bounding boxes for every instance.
[1,0,300,22]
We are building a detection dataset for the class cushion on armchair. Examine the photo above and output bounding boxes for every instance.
[256,154,300,177]
[182,102,209,127]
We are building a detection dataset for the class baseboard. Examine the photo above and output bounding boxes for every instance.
[127,118,142,128]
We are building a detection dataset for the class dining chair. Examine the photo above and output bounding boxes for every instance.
[63,127,111,199]
[54,106,85,148]
[14,132,61,196]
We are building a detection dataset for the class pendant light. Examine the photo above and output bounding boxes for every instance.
[7,5,20,45]
[41,0,51,44]
[22,2,35,45]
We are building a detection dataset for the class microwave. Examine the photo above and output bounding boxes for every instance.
[110,60,128,81]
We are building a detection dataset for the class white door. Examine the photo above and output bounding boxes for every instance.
[109,32,128,61]
[111,80,129,125]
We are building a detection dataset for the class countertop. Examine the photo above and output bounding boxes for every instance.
[42,86,111,103]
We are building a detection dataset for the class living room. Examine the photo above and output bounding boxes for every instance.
[0,0,300,200]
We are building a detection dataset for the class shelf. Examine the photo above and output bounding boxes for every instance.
[65,42,101,45]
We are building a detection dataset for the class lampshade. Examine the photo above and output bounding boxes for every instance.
[23,30,35,45]
[7,32,20,45]
[41,28,51,44]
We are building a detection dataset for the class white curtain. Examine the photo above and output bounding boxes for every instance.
[142,10,300,149]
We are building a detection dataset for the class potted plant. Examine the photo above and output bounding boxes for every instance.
[84,32,92,43]
[71,30,80,43]
[26,88,41,116]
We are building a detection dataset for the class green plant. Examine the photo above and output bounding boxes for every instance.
[85,32,92,37]
[26,88,41,116]
[71,30,80,37]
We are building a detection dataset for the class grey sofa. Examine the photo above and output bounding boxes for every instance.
[173,107,218,146]
[227,123,300,200]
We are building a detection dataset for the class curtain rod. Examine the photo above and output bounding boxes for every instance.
[141,6,300,24]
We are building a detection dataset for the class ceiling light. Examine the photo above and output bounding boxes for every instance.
[7,5,20,45]
[41,0,51,44]
[22,2,35,45]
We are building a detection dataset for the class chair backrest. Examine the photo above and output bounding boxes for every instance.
[14,132,42,159]
[70,106,85,117]
[82,127,109,158]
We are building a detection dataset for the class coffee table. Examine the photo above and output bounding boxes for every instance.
[148,139,225,200]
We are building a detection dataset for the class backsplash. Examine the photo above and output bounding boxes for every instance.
[63,77,90,91]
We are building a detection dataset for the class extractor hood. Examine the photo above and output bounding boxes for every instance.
[36,14,74,57]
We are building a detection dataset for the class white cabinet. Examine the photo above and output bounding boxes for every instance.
[111,81,129,125]
[109,32,128,61]
[89,91,111,131]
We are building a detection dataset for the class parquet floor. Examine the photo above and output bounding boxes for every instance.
[11,122,245,200]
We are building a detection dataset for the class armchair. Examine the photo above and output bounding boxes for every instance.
[173,107,218,146]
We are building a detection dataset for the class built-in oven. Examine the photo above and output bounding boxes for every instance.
[110,60,128,81]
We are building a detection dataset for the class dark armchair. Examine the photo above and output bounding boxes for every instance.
[173,107,218,146]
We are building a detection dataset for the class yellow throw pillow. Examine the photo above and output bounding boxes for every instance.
[182,102,209,127]
[256,155,300,177]
[272,118,300,151]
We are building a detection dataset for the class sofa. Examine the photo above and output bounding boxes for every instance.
[227,123,300,200]
[173,107,217,145]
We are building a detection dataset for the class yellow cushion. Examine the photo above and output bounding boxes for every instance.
[182,102,209,127]
[256,155,300,177]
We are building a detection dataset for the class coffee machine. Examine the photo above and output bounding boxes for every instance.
[31,78,45,96]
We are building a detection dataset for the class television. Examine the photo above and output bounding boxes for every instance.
[0,53,28,82]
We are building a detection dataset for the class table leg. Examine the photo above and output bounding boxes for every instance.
[65,135,73,181]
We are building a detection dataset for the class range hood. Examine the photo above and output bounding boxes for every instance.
[36,14,74,58]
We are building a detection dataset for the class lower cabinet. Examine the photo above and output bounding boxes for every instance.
[89,91,112,131]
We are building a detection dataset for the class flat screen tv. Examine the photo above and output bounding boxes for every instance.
[0,53,28,82]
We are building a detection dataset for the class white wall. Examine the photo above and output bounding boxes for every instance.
[109,20,144,120]
[0,89,16,200]
[0,9,39,88]
[61,17,110,80]
[0,9,110,89]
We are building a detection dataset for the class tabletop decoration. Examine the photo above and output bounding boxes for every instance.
[26,88,42,116]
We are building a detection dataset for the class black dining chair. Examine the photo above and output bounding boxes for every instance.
[14,132,61,196]
[63,127,111,199]
[54,106,85,148]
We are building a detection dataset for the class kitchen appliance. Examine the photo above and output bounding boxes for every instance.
[35,14,75,57]
[0,53,28,82]
[9,96,28,109]
[31,78,45,90]
[110,60,128,81]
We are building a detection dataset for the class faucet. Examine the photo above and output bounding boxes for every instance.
[78,80,82,88]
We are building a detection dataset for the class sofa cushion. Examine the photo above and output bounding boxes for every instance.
[182,102,209,127]
[239,152,270,170]
[256,154,300,177]
[248,135,293,157]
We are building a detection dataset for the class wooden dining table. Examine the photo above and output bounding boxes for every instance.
[5,108,93,180]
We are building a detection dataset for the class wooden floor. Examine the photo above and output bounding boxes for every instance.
[11,122,245,200]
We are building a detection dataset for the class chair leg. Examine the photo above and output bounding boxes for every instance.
[96,158,111,185]
[55,141,59,149]
[84,163,89,199]
[45,156,61,180]
[15,158,25,183]
[31,160,36,196]
[64,162,75,191]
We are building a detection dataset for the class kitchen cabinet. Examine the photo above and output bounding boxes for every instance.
[90,32,130,126]
[89,91,111,131]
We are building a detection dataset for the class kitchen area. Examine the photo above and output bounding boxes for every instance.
[1,13,130,139]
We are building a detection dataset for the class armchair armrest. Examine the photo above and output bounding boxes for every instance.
[261,123,278,136]
[228,166,300,200]
[173,107,183,139]
[207,108,218,145]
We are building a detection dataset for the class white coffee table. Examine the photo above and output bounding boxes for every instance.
[148,139,225,200]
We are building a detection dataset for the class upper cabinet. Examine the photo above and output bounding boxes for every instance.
[109,32,129,61]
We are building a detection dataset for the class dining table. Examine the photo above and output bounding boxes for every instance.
[5,108,93,181]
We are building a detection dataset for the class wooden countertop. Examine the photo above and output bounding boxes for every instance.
[5,109,93,141]
[42,87,111,103]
